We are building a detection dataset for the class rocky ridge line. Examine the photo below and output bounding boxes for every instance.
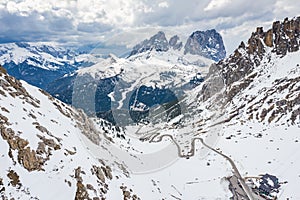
[200,16,300,124]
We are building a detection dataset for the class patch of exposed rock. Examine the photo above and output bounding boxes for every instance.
[7,170,21,188]
[0,71,40,108]
[0,126,44,171]
[184,29,226,62]
[169,35,183,50]
[120,185,141,200]
[75,167,91,200]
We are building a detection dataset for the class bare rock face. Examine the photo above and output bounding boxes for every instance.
[18,147,43,171]
[120,186,141,200]
[0,65,7,74]
[129,29,226,62]
[273,17,300,55]
[7,170,20,187]
[92,165,106,183]
[169,35,183,50]
[101,165,113,180]
[184,29,226,62]
[264,29,273,47]
[0,126,44,171]
[247,28,265,57]
[75,167,91,200]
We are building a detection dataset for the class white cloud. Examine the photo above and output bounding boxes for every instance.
[6,1,18,13]
[0,0,299,55]
[204,0,232,11]
[158,1,169,8]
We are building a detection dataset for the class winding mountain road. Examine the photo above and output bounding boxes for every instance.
[197,138,257,200]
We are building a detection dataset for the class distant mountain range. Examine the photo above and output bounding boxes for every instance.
[0,29,225,93]
[0,42,98,89]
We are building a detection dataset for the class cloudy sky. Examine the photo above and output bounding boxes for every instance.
[0,0,299,54]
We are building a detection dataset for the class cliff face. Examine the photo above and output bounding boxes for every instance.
[184,29,226,62]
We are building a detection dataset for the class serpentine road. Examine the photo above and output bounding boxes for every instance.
[149,133,262,200]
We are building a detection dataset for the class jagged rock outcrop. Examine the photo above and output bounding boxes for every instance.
[75,167,91,200]
[184,29,226,62]
[169,35,183,50]
[0,126,44,171]
[273,17,300,55]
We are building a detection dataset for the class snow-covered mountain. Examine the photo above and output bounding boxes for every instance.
[47,53,213,123]
[129,29,226,62]
[0,42,97,89]
[47,31,217,123]
[1,16,300,200]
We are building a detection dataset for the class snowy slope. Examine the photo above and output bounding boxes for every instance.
[0,56,228,200]
[0,67,130,199]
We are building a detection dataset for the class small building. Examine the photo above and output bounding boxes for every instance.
[258,173,280,196]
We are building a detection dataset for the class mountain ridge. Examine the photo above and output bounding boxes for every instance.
[129,29,226,62]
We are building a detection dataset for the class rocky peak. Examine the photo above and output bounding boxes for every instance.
[273,17,300,55]
[129,31,169,56]
[169,35,183,50]
[244,17,300,57]
[184,29,226,62]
